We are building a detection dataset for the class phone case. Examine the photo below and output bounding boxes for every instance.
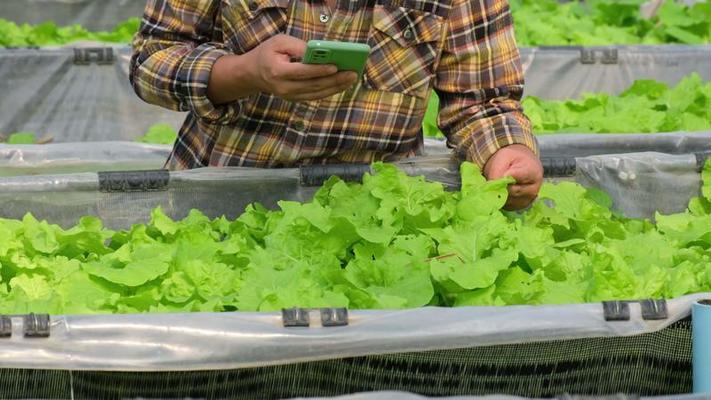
[302,40,371,79]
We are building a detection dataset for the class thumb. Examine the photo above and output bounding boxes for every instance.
[272,35,308,58]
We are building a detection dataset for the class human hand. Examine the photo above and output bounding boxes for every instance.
[246,35,358,101]
[483,144,543,210]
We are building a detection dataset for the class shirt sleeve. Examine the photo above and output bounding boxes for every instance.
[130,0,240,124]
[433,0,538,168]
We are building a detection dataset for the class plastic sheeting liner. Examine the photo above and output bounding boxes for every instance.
[537,132,711,158]
[520,46,711,100]
[0,155,464,229]
[0,294,704,371]
[1,134,710,177]
[0,139,449,176]
[0,152,702,227]
[425,132,711,159]
[0,47,185,142]
[0,141,171,176]
[575,152,702,219]
[289,392,711,400]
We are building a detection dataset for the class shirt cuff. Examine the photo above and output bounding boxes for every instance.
[176,44,241,124]
[455,112,539,168]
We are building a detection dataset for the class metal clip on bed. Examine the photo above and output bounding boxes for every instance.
[282,308,349,328]
[603,299,668,321]
[299,164,371,187]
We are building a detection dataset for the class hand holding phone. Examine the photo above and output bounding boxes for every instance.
[302,40,371,80]
[240,35,360,102]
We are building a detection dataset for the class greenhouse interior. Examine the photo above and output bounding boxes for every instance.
[1,0,711,398]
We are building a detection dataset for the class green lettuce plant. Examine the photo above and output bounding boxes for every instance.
[1,160,711,314]
[425,74,711,137]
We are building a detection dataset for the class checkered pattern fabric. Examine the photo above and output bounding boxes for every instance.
[130,0,537,169]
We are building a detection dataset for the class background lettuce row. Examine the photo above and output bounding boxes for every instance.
[2,161,711,315]
[0,18,139,47]
[510,0,711,46]
[1,0,709,47]
[424,74,711,138]
[524,73,711,134]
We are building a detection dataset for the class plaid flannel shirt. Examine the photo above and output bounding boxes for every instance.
[130,0,537,169]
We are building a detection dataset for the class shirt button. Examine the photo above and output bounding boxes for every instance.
[319,13,330,23]
[248,1,258,11]
[403,28,414,41]
[293,120,305,131]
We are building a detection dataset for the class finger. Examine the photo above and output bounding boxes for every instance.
[506,164,543,185]
[286,80,355,101]
[504,191,538,211]
[276,71,356,98]
[503,183,539,210]
[503,197,535,211]
[277,62,339,80]
[272,35,309,58]
[288,71,357,91]
[508,183,539,200]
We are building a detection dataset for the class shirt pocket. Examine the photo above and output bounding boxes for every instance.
[221,0,290,54]
[362,5,444,99]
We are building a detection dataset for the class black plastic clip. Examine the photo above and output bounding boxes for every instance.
[580,48,596,64]
[579,48,619,65]
[73,47,115,65]
[600,48,619,64]
[603,299,669,321]
[282,308,310,327]
[98,170,170,193]
[603,301,630,321]
[24,313,50,338]
[0,315,11,338]
[321,308,349,327]
[300,164,371,187]
[640,299,668,320]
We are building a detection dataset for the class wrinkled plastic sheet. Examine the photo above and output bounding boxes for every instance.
[520,45,711,99]
[0,167,307,229]
[0,293,704,371]
[0,0,146,31]
[0,151,702,226]
[0,141,171,176]
[406,132,711,161]
[0,155,462,229]
[292,395,536,400]
[1,133,710,177]
[0,139,450,176]
[289,393,711,400]
[537,132,711,158]
[0,47,185,142]
[575,152,702,219]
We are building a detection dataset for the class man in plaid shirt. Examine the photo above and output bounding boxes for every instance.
[130,0,542,209]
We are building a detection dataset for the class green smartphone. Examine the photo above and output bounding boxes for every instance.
[302,40,371,79]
